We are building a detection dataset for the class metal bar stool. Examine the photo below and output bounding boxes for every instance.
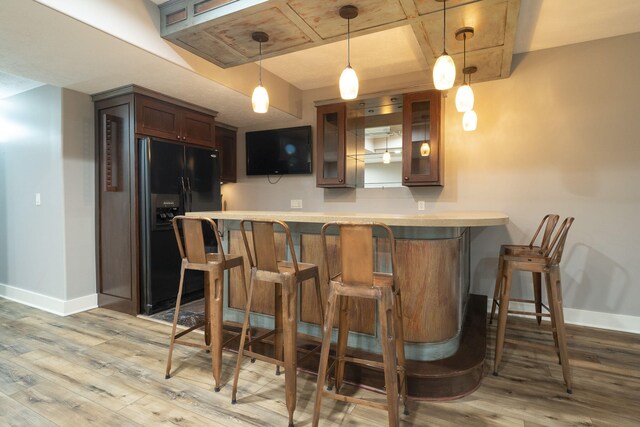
[490,214,560,325]
[165,215,249,392]
[231,219,324,427]
[312,222,408,427]
[493,217,575,393]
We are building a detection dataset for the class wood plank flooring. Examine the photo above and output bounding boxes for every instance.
[1,298,639,426]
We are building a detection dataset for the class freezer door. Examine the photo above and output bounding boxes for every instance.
[185,145,221,213]
[149,139,186,202]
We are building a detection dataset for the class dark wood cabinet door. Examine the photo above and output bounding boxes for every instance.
[135,96,180,141]
[182,109,215,148]
[316,103,348,187]
[215,126,237,183]
[402,90,444,186]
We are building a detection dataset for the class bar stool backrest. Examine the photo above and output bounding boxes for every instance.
[172,216,224,265]
[321,221,398,290]
[546,217,575,266]
[240,219,300,274]
[530,214,560,252]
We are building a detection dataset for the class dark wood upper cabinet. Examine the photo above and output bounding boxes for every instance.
[316,103,362,188]
[215,125,237,183]
[402,90,444,186]
[136,95,215,148]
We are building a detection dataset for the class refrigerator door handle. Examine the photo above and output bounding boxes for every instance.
[185,177,193,211]
[179,176,187,213]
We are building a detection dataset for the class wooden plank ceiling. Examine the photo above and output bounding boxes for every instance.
[161,0,521,84]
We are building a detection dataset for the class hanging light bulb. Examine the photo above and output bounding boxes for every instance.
[463,109,477,131]
[383,136,391,164]
[420,141,431,157]
[251,32,269,113]
[433,0,455,90]
[455,27,475,112]
[339,5,359,100]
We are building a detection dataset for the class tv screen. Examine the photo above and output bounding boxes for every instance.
[246,125,312,176]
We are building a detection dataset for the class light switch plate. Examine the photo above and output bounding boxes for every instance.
[418,201,425,211]
[290,199,302,209]
[35,193,41,206]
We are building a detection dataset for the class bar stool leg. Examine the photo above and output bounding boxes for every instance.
[313,270,325,325]
[334,295,351,393]
[238,263,254,361]
[394,291,409,416]
[532,272,543,325]
[490,252,505,324]
[493,263,513,375]
[312,286,338,427]
[274,282,283,376]
[232,269,257,404]
[204,275,211,347]
[210,268,224,392]
[166,264,186,379]
[282,276,298,427]
[544,272,561,363]
[379,289,399,427]
[547,266,572,393]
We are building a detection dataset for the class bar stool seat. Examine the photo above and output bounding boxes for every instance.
[165,216,249,392]
[231,219,324,427]
[493,217,575,393]
[312,222,408,427]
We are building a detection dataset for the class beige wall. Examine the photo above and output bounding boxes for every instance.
[225,32,640,326]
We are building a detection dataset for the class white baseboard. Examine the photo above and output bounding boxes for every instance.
[0,283,97,316]
[488,300,640,335]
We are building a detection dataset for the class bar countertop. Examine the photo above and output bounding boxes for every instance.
[188,210,509,227]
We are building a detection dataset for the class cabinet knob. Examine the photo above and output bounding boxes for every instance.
[339,178,343,183]
[182,136,187,141]
[177,134,181,140]
[404,176,409,180]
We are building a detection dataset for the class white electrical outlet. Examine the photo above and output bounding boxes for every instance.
[290,199,302,209]
[418,201,425,211]
[35,193,41,206]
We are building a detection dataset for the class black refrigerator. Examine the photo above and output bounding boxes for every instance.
[139,137,221,315]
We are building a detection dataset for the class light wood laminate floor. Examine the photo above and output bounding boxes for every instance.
[1,298,639,426]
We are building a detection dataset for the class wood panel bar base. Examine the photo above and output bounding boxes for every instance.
[220,294,487,400]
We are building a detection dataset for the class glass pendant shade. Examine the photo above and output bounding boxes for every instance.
[463,109,477,131]
[252,84,269,113]
[420,141,431,157]
[340,65,359,100]
[433,54,456,90]
[455,84,474,112]
[382,151,391,164]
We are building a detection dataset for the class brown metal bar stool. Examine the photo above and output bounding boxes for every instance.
[490,214,560,324]
[312,222,408,427]
[231,219,324,427]
[493,217,575,393]
[165,215,249,392]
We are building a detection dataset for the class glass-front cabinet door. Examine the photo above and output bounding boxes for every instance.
[316,103,349,187]
[402,90,443,186]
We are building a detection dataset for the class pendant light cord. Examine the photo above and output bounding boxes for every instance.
[442,0,447,54]
[347,18,351,67]
[463,33,466,85]
[259,41,263,85]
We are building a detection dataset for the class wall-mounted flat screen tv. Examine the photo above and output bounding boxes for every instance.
[246,125,312,175]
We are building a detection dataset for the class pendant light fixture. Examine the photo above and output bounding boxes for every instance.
[432,0,455,90]
[455,27,475,112]
[339,5,359,100]
[251,31,269,113]
[383,136,391,164]
[462,66,478,131]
